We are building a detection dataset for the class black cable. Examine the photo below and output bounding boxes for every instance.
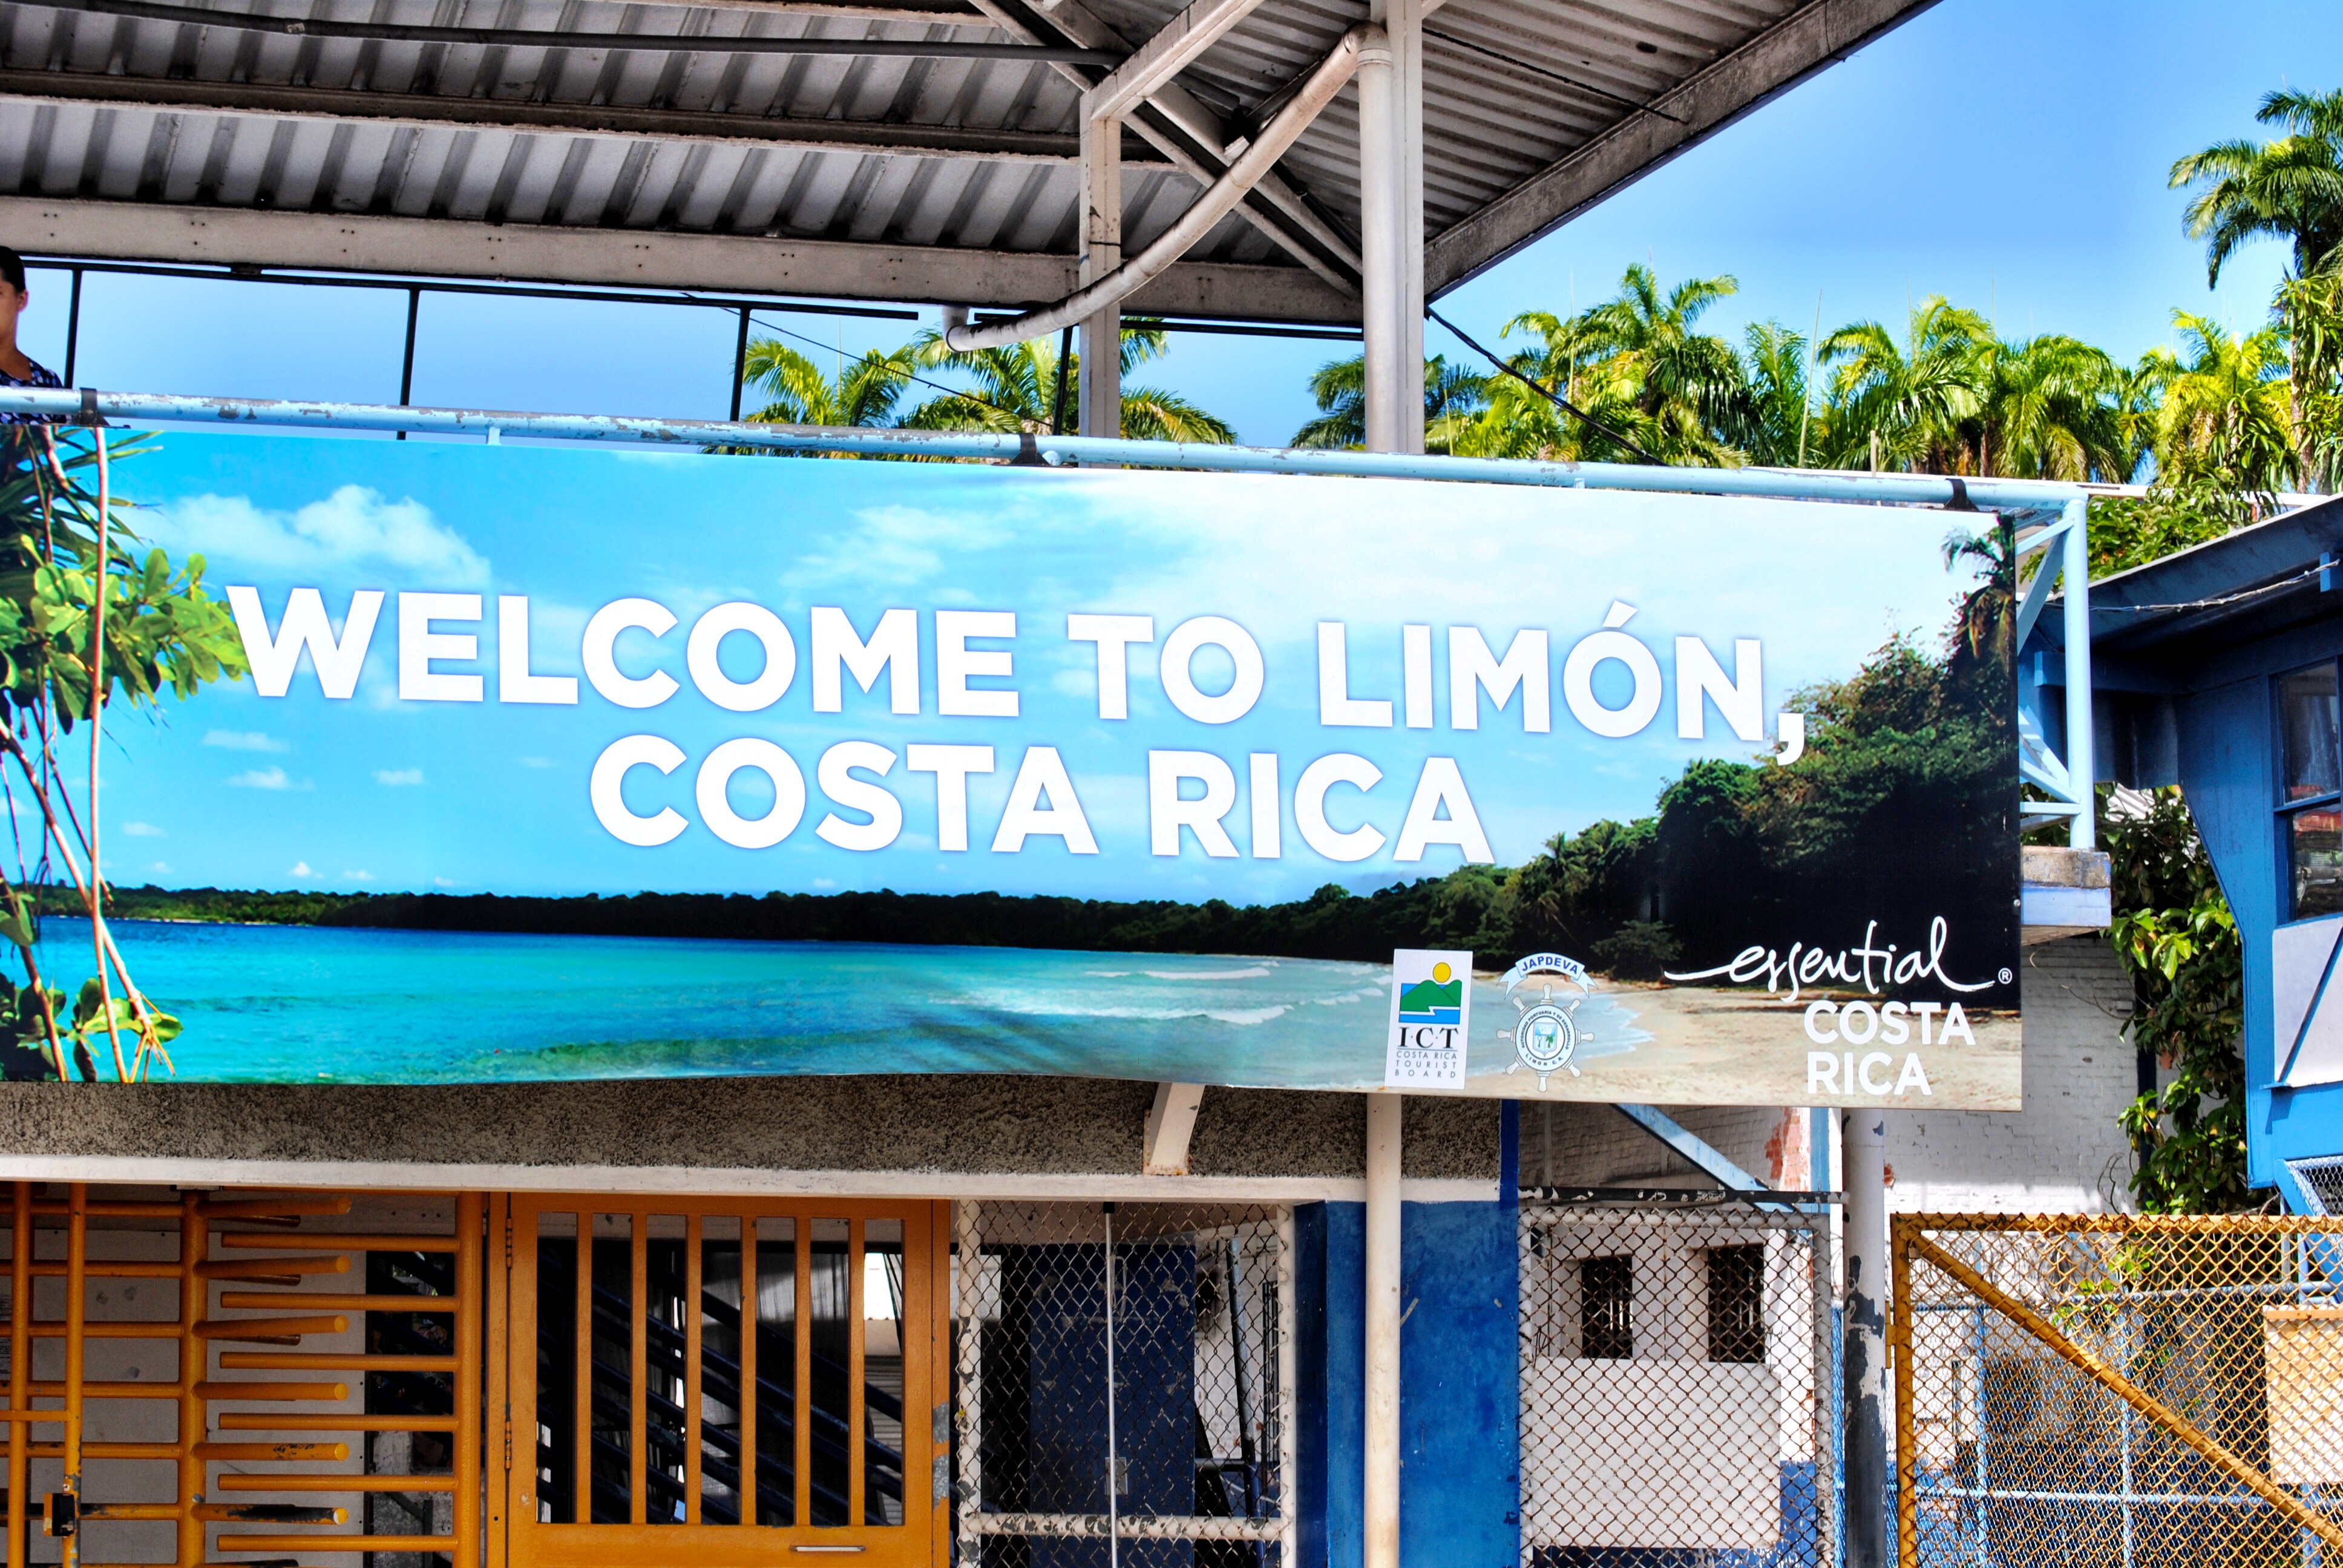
[742,313,1041,431]
[1425,304,1665,466]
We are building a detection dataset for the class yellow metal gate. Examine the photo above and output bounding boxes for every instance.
[0,1184,948,1568]
[1891,1212,2343,1568]
[496,1195,948,1568]
[1,1181,481,1568]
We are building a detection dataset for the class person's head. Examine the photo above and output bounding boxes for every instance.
[0,249,27,332]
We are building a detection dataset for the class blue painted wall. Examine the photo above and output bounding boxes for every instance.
[1293,1186,1521,1568]
[2154,621,2343,1187]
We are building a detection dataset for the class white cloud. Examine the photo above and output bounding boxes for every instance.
[519,757,557,769]
[149,861,169,874]
[203,730,289,754]
[432,876,464,887]
[227,766,302,791]
[811,877,836,889]
[122,822,165,838]
[374,768,425,786]
[289,861,313,878]
[151,485,489,585]
[343,869,375,882]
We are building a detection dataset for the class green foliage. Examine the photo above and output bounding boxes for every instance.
[2103,788,2250,1213]
[1588,921,1680,982]
[1288,355,1488,450]
[0,431,247,1080]
[905,324,1236,444]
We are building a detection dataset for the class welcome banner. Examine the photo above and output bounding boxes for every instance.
[54,434,2020,1105]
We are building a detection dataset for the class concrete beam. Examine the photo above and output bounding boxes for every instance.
[0,69,1109,164]
[1141,1082,1205,1175]
[0,195,1357,320]
[1084,0,1272,124]
[1426,0,1940,293]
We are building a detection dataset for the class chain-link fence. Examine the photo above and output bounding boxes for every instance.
[1892,1214,2343,1568]
[2290,1156,2343,1216]
[1518,1201,1837,1567]
[951,1201,1294,1567]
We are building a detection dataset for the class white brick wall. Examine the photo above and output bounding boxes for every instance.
[1529,935,2142,1215]
[1884,933,2140,1215]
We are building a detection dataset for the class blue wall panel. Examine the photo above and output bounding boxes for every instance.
[1296,1201,1365,1568]
[1294,1189,1521,1568]
[1399,1200,1521,1568]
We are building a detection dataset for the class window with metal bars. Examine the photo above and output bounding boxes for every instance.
[1705,1244,1766,1364]
[1578,1255,1631,1360]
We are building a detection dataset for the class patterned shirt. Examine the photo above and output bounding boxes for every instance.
[0,354,63,424]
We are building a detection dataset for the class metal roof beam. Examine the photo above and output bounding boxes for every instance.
[0,71,1136,163]
[1083,0,1273,125]
[1425,0,1939,293]
[964,0,1360,288]
[33,0,1118,60]
[948,23,1369,349]
[0,194,1357,320]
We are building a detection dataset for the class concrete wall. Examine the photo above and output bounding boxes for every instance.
[1522,935,2141,1212]
[0,1077,1502,1197]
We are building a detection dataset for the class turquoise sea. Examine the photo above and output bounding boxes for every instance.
[36,918,1647,1087]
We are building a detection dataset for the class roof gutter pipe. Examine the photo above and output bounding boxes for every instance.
[943,24,1377,353]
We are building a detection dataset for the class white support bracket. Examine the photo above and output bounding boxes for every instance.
[1142,1082,1206,1174]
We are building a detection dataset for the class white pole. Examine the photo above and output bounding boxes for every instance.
[1365,1093,1403,1568]
[1355,28,1401,454]
[1841,1107,1887,1568]
[1104,1201,1119,1568]
[1080,112,1124,440]
[2060,496,2095,850]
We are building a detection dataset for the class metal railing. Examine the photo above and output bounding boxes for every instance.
[0,384,2105,855]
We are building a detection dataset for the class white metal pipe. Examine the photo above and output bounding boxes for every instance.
[2060,495,2096,851]
[1363,1094,1402,1568]
[1103,1202,1119,1568]
[1841,1108,1887,1568]
[945,26,1375,354]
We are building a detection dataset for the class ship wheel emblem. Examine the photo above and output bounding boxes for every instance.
[1498,952,1595,1091]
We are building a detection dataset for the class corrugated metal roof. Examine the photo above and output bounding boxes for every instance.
[0,0,1933,315]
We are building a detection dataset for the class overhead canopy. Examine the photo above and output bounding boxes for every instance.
[0,0,1933,321]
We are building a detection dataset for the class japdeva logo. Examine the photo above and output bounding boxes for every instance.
[1498,952,1599,1091]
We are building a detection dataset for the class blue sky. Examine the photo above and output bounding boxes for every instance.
[93,435,1987,898]
[10,0,2337,446]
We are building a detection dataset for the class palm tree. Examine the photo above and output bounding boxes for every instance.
[1568,264,1748,465]
[1971,335,2129,481]
[742,341,916,423]
[1735,321,1815,468]
[908,325,1234,443]
[1290,355,1488,450]
[1818,298,1991,471]
[2172,88,2343,482]
[2138,311,2294,495]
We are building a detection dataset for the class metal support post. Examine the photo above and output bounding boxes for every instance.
[1364,1094,1402,1568]
[61,1183,84,1568]
[62,269,82,387]
[1841,1109,1887,1568]
[730,307,752,421]
[1355,28,1401,454]
[1103,1202,1120,1568]
[1392,0,1422,436]
[2060,496,2095,849]
[1078,113,1122,440]
[396,286,421,442]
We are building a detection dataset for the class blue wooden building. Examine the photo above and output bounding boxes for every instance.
[2036,494,2343,1209]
